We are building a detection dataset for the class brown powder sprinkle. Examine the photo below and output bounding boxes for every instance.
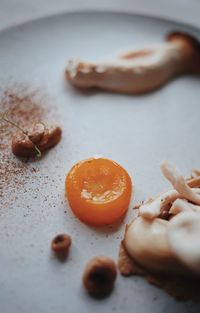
[0,85,51,199]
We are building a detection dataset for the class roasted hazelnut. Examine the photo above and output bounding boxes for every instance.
[159,210,171,220]
[51,234,71,260]
[82,256,117,297]
[12,124,62,157]
[159,203,172,220]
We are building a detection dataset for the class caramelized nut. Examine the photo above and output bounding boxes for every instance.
[159,210,171,220]
[82,256,117,297]
[51,234,71,259]
[12,124,62,157]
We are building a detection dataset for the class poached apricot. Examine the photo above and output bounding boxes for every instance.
[65,158,132,226]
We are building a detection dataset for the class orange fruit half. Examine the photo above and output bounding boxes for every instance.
[65,158,132,226]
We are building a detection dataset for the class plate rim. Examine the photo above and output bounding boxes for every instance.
[0,9,200,36]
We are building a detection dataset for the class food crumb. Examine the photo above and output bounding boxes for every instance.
[51,233,72,260]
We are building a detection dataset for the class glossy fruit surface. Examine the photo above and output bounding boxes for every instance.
[65,158,132,226]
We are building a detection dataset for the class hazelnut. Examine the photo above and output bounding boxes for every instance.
[82,256,117,297]
[51,234,71,260]
[159,210,171,220]
[12,124,62,157]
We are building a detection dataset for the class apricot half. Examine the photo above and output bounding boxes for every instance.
[65,158,132,226]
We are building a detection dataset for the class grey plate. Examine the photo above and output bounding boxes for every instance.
[0,11,200,313]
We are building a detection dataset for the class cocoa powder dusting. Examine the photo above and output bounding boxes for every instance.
[0,86,49,199]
